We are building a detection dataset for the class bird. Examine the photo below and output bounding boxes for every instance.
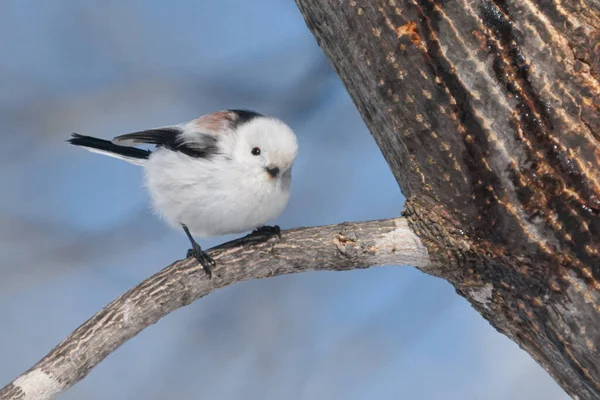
[68,109,299,277]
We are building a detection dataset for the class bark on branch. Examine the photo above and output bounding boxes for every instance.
[0,218,428,400]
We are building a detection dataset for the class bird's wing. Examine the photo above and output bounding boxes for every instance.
[112,127,220,159]
[111,109,261,159]
[112,128,179,147]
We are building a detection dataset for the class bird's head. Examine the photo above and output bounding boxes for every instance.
[228,112,298,181]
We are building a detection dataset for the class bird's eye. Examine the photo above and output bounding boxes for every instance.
[251,147,261,156]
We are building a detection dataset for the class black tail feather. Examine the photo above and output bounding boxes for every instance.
[68,133,152,160]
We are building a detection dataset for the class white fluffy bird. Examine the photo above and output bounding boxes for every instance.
[68,109,299,277]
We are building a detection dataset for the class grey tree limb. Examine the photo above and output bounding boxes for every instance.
[0,218,429,400]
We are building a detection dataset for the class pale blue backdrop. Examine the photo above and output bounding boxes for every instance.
[0,1,567,399]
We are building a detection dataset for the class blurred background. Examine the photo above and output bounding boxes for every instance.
[0,1,568,399]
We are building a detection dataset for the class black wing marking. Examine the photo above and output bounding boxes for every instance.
[113,128,219,159]
[68,133,151,160]
[112,128,179,147]
[228,109,263,128]
[170,133,219,159]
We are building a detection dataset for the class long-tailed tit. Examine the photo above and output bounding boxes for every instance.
[68,109,298,277]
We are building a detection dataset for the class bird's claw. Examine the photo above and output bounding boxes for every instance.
[187,243,215,278]
[251,225,281,240]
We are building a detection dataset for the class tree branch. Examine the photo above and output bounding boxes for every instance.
[0,217,428,400]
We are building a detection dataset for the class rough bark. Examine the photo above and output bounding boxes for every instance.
[294,0,600,398]
[0,218,428,400]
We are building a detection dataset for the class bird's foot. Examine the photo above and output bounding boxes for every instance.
[186,243,216,278]
[251,225,282,240]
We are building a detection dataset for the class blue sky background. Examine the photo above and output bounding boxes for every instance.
[0,1,568,399]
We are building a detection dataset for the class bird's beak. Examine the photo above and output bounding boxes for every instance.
[266,166,280,178]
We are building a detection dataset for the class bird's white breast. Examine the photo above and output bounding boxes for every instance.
[143,148,291,237]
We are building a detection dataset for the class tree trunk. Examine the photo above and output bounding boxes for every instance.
[294,0,600,398]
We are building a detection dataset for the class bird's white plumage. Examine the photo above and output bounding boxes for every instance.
[145,117,297,236]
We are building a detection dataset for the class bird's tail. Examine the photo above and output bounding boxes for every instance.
[67,133,151,166]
